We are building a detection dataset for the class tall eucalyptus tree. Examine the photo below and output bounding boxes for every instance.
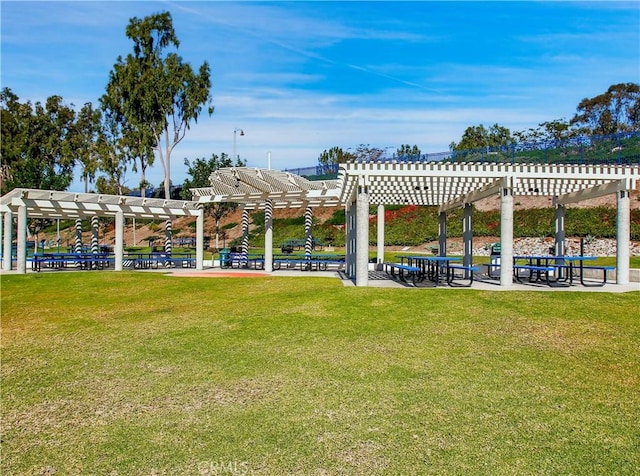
[571,83,640,135]
[101,11,213,198]
[73,102,103,193]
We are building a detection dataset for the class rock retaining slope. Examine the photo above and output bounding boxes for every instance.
[470,237,639,257]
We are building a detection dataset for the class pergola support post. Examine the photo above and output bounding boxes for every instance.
[463,204,473,272]
[438,211,447,257]
[3,211,13,271]
[91,216,99,253]
[75,218,83,254]
[0,212,3,266]
[196,208,204,270]
[376,204,385,269]
[500,186,514,287]
[114,211,124,271]
[345,204,355,279]
[304,206,313,256]
[164,220,172,255]
[554,204,565,257]
[616,190,630,285]
[264,200,273,272]
[91,216,100,269]
[16,205,27,274]
[241,209,250,258]
[355,182,369,287]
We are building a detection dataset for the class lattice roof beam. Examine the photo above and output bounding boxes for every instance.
[0,189,201,219]
[554,179,630,206]
[439,177,508,213]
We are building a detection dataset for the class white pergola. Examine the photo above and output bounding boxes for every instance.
[338,161,638,286]
[191,167,342,271]
[0,189,205,273]
[1,162,638,287]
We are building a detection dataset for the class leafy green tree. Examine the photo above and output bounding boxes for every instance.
[0,88,28,193]
[396,144,421,160]
[72,102,103,193]
[95,113,129,195]
[487,124,512,147]
[0,88,76,192]
[570,82,640,135]
[317,146,355,166]
[538,119,574,142]
[513,119,576,145]
[450,124,513,151]
[102,11,214,199]
[100,66,156,198]
[181,153,245,249]
[512,127,544,145]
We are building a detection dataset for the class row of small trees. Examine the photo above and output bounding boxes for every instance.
[450,83,640,152]
[1,11,212,198]
[316,83,640,166]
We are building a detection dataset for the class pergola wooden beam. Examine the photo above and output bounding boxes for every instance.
[439,177,508,213]
[0,189,202,219]
[554,179,630,206]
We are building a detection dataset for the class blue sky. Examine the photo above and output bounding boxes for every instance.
[2,1,639,193]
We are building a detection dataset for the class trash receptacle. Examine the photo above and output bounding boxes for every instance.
[219,248,230,268]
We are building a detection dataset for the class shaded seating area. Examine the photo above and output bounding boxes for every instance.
[2,162,638,290]
[1,190,206,274]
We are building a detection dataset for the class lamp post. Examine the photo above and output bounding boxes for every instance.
[233,128,244,161]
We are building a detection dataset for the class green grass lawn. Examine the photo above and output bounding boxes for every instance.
[2,272,639,475]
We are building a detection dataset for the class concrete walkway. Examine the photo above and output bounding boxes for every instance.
[2,265,638,293]
[162,266,640,293]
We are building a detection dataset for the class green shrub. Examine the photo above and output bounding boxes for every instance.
[325,209,346,226]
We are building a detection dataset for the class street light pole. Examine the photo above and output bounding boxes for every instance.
[233,128,244,161]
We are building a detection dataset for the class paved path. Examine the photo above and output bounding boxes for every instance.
[164,267,640,293]
[3,265,638,293]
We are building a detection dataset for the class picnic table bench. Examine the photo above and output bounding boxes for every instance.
[512,255,614,287]
[513,263,563,286]
[384,262,423,285]
[30,253,113,272]
[386,256,478,287]
[273,254,344,271]
[126,253,196,269]
[553,262,616,286]
[576,265,616,286]
[396,255,463,286]
[280,239,325,254]
[447,264,481,287]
